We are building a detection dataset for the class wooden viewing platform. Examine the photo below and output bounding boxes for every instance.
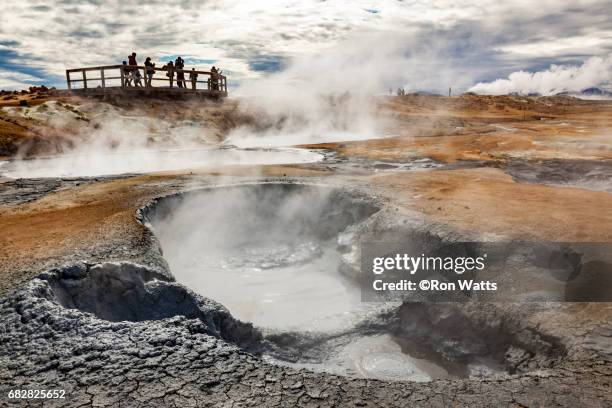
[66,64,227,98]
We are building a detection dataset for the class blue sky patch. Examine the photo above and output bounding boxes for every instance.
[248,55,285,73]
[156,55,217,67]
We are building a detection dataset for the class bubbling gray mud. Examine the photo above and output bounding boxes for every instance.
[0,147,322,178]
[146,184,380,333]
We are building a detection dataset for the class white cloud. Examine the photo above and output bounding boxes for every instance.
[0,69,44,91]
[0,1,610,91]
[496,34,612,58]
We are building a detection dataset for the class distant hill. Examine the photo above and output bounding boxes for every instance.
[508,91,542,97]
[475,87,612,99]
[581,87,612,96]
[556,87,612,99]
[408,90,443,97]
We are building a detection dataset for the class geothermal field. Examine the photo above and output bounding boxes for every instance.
[0,88,611,407]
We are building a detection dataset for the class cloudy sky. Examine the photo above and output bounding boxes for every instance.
[1,0,611,93]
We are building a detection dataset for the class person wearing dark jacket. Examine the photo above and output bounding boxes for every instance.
[122,61,132,87]
[175,56,186,88]
[144,57,155,87]
[210,66,218,91]
[189,68,198,90]
[162,61,175,87]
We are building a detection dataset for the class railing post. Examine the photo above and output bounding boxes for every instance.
[120,66,125,89]
[82,70,87,90]
[66,71,71,90]
[101,68,105,89]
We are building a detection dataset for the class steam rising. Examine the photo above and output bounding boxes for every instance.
[228,31,445,147]
[469,56,612,96]
[1,148,321,178]
[227,35,394,147]
[0,101,321,178]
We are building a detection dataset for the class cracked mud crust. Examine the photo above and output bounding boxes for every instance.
[1,262,611,407]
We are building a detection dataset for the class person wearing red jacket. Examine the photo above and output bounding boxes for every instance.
[128,52,137,66]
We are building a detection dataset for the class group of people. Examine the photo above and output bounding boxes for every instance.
[121,52,223,90]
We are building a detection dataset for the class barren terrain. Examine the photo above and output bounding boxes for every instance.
[0,93,611,407]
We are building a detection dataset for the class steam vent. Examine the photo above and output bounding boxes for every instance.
[1,2,612,407]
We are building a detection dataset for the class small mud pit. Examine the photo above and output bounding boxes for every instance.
[43,262,262,348]
[498,158,612,192]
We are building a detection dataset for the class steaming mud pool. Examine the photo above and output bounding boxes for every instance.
[0,147,322,178]
[145,184,507,381]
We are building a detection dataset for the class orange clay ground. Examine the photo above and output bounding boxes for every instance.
[0,93,611,295]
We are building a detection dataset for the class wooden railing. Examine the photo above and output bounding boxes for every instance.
[65,64,227,94]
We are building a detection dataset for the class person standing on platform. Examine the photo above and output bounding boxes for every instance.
[175,56,186,88]
[144,57,155,87]
[162,61,175,87]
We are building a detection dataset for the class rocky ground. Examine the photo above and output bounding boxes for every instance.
[0,94,611,406]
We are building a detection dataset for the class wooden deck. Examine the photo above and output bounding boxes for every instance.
[66,64,228,98]
[68,86,227,98]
